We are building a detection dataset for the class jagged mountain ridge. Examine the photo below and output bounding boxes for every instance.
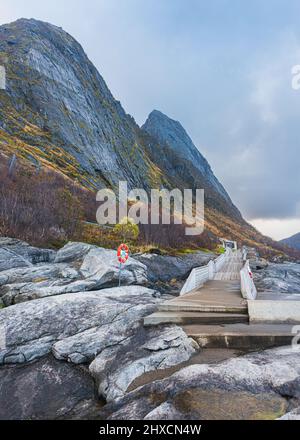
[141,110,243,221]
[0,18,285,251]
[143,110,230,202]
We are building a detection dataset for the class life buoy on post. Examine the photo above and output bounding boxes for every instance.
[117,244,129,264]
[117,244,129,286]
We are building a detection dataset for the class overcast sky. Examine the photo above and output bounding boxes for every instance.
[1,0,300,240]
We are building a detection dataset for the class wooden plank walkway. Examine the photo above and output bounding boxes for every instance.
[213,250,243,281]
[144,250,248,326]
[144,248,295,350]
[158,280,247,313]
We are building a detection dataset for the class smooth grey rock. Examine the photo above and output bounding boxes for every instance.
[0,286,161,364]
[0,263,83,306]
[89,326,198,402]
[0,248,32,272]
[254,262,300,293]
[143,402,187,420]
[278,407,300,420]
[0,244,149,305]
[80,248,148,287]
[100,345,300,420]
[0,283,198,413]
[135,251,215,283]
[52,304,157,364]
[54,242,95,263]
[249,258,268,271]
[0,237,55,271]
[0,263,72,287]
[3,279,98,306]
[0,355,100,420]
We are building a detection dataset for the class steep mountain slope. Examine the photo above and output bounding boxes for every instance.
[0,18,164,190]
[0,18,294,256]
[142,110,230,201]
[280,232,300,251]
[141,110,243,221]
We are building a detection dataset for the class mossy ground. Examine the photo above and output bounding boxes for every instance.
[173,388,288,420]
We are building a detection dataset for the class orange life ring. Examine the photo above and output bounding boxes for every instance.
[117,244,129,264]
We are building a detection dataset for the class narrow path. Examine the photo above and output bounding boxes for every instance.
[214,250,243,281]
[144,251,248,326]
[144,248,295,350]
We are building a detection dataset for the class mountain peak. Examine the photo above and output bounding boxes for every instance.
[143,109,200,161]
[3,18,63,34]
[147,109,174,119]
[142,108,236,208]
[144,109,185,133]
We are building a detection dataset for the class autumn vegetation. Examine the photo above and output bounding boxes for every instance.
[0,154,299,259]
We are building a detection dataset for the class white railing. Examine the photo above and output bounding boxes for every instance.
[215,252,227,271]
[180,249,229,296]
[242,246,248,262]
[240,260,257,300]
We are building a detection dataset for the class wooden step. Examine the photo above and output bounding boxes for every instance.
[183,323,295,350]
[158,302,248,314]
[144,311,249,326]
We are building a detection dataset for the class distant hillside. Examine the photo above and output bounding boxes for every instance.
[280,232,300,251]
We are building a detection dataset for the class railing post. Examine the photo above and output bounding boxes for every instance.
[208,260,215,280]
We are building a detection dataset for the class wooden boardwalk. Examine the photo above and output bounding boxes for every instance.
[144,250,248,326]
[213,250,243,281]
[158,280,247,314]
[144,248,295,349]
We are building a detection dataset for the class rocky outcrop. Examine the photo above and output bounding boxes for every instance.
[0,286,163,364]
[249,257,268,271]
[0,355,101,420]
[135,251,214,283]
[100,345,300,420]
[0,282,198,411]
[80,247,147,286]
[89,325,198,402]
[254,262,300,293]
[0,237,55,271]
[0,242,148,305]
[54,242,94,263]
[0,282,197,386]
[0,240,216,305]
